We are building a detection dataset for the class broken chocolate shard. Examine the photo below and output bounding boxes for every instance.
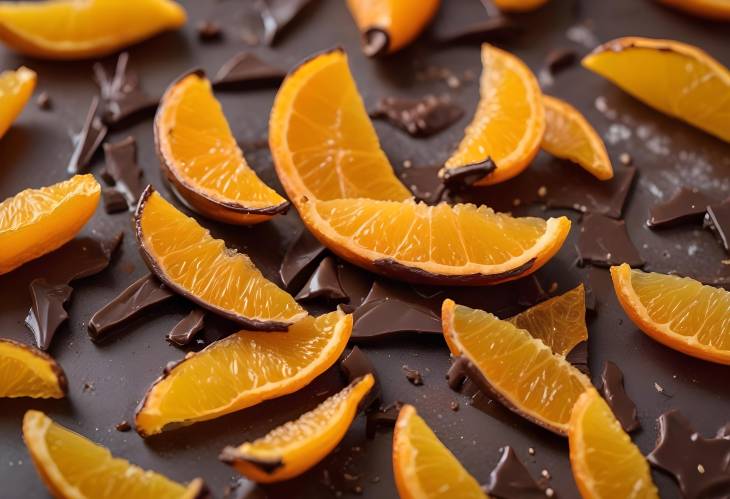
[648,187,716,228]
[197,20,223,41]
[600,361,640,432]
[167,308,206,347]
[370,95,464,138]
[102,187,129,214]
[516,274,549,308]
[295,256,348,302]
[442,159,496,191]
[115,421,132,432]
[365,401,403,439]
[102,136,145,207]
[577,214,644,268]
[402,366,423,386]
[565,340,590,375]
[340,346,381,410]
[25,279,73,351]
[398,165,445,204]
[29,234,122,285]
[704,199,730,254]
[213,52,287,89]
[487,447,547,499]
[435,16,519,44]
[335,261,373,310]
[224,478,269,499]
[93,52,157,126]
[257,0,314,46]
[279,230,328,291]
[363,29,389,58]
[67,96,108,174]
[544,48,578,75]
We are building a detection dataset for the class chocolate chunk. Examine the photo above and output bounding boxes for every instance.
[362,29,389,58]
[224,478,269,499]
[93,52,157,125]
[565,341,590,375]
[600,361,640,432]
[705,199,730,254]
[279,230,328,290]
[36,91,51,110]
[398,165,445,204]
[115,421,132,432]
[101,187,129,214]
[340,346,381,410]
[25,280,72,351]
[67,96,108,174]
[487,447,547,499]
[295,256,348,302]
[539,48,578,87]
[256,0,314,45]
[370,95,464,138]
[335,261,373,310]
[49,235,122,284]
[435,16,519,44]
[213,52,287,89]
[516,275,549,308]
[197,20,223,41]
[102,136,145,207]
[648,187,716,228]
[577,214,644,267]
[547,166,636,218]
[365,401,403,439]
[442,159,496,191]
[166,308,206,347]
[648,411,730,499]
[402,366,423,386]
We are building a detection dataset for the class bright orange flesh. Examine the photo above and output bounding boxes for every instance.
[0,340,66,399]
[610,264,730,364]
[135,311,352,436]
[493,0,549,12]
[658,0,730,21]
[0,66,35,139]
[0,174,100,275]
[569,390,659,499]
[221,374,374,483]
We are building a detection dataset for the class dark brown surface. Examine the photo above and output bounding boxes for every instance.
[370,94,464,138]
[705,199,730,254]
[213,52,287,89]
[577,214,644,267]
[102,136,145,207]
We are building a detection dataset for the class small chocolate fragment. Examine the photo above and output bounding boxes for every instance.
[487,447,547,499]
[224,478,268,499]
[363,29,389,58]
[365,401,403,438]
[102,136,145,207]
[25,280,73,351]
[398,165,445,204]
[577,214,644,267]
[67,96,108,174]
[115,421,131,432]
[435,16,519,44]
[648,187,716,228]
[340,346,381,410]
[36,91,51,110]
[442,159,496,191]
[279,230,327,291]
[402,366,423,386]
[705,199,730,254]
[600,361,640,432]
[197,20,223,41]
[539,48,578,87]
[214,52,287,89]
[101,187,129,214]
[370,95,464,138]
[295,256,348,302]
[167,308,206,347]
[565,341,590,375]
[256,0,313,45]
[93,52,157,125]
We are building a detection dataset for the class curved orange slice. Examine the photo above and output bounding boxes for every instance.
[657,0,730,21]
[542,95,613,180]
[0,66,36,139]
[23,410,205,499]
[610,263,730,365]
[220,374,374,483]
[345,0,440,56]
[135,188,305,329]
[0,174,100,276]
[493,0,549,12]
[442,299,592,435]
[583,37,730,143]
[0,339,66,399]
[269,48,411,204]
[299,197,570,285]
[569,389,659,499]
[155,71,289,225]
[0,0,186,60]
[135,310,352,436]
[393,404,488,499]
[444,44,545,186]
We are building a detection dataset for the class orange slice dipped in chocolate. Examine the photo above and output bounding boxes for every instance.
[0,0,186,60]
[443,44,545,186]
[269,48,411,204]
[583,37,730,143]
[493,0,549,12]
[0,339,67,399]
[657,0,730,21]
[155,71,289,225]
[135,310,352,436]
[345,0,440,57]
[134,188,305,329]
[0,174,100,276]
[442,299,592,435]
[392,404,488,499]
[299,197,570,285]
[0,66,36,139]
[610,263,730,365]
[220,374,374,483]
[23,410,205,499]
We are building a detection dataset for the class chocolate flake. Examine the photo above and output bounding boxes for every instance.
[102,187,129,214]
[295,256,348,302]
[600,361,640,432]
[539,48,578,87]
[167,308,206,347]
[402,365,423,386]
[704,199,730,254]
[565,341,589,375]
[648,187,716,228]
[115,421,132,432]
[25,280,73,351]
[435,16,519,44]
[577,214,644,267]
[442,159,496,191]
[450,401,459,411]
[340,346,381,410]
[487,447,547,499]
[36,91,51,110]
[197,20,223,41]
[102,136,145,207]
[370,95,464,138]
[256,0,313,46]
[363,29,389,58]
[365,401,403,439]
[67,96,108,174]
[214,52,287,89]
[93,52,157,126]
[279,230,327,291]
[398,165,445,204]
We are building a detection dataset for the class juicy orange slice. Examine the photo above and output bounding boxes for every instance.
[442,299,592,435]
[0,0,186,60]
[0,66,36,139]
[220,374,374,483]
[0,339,66,399]
[155,71,289,225]
[269,48,411,204]
[299,197,570,285]
[569,389,659,499]
[583,37,730,143]
[610,263,730,365]
[493,0,549,12]
[135,188,305,329]
[393,404,488,499]
[23,410,205,499]
[0,174,100,276]
[542,95,613,180]
[444,44,545,186]
[135,310,352,436]
[658,0,730,21]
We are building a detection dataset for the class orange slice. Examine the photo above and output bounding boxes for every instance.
[493,0,549,12]
[0,66,36,139]
[393,404,488,499]
[0,174,100,276]
[583,37,730,143]
[269,48,411,204]
[23,410,205,499]
[299,197,570,285]
[542,95,613,180]
[0,339,66,399]
[135,310,352,436]
[610,263,730,365]
[569,389,659,499]
[0,0,186,60]
[657,0,730,21]
[155,71,289,225]
[443,44,545,186]
[135,188,305,329]
[442,299,592,435]
[220,374,374,483]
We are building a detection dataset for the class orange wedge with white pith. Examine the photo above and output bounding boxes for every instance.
[0,66,35,139]
[610,264,730,365]
[0,339,67,399]
[658,0,730,21]
[220,374,374,483]
[583,37,730,143]
[493,0,549,12]
[444,44,545,186]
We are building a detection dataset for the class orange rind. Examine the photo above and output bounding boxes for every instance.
[0,66,36,139]
[0,339,67,399]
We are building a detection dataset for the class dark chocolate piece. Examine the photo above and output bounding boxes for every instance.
[399,165,445,204]
[93,52,157,125]
[67,96,108,174]
[365,401,402,439]
[102,136,145,207]
[565,341,590,376]
[335,261,373,310]
[487,447,547,499]
[25,280,72,351]
[101,187,129,214]
[435,16,519,44]
[705,199,730,254]
[600,361,640,432]
[362,29,389,58]
[224,478,269,499]
[213,52,286,89]
[545,166,636,218]
[36,91,51,110]
[402,366,423,386]
[256,0,313,45]
[648,187,716,228]
[577,214,644,267]
[220,447,284,474]
[516,275,549,308]
[340,346,381,410]
[442,159,496,191]
[648,411,730,499]
[115,421,131,432]
[295,256,348,302]
[167,308,206,347]
[539,48,578,87]
[370,95,464,138]
[279,230,328,291]
[197,20,223,41]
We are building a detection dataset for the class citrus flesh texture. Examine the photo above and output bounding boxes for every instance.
[0,339,66,399]
[0,66,35,138]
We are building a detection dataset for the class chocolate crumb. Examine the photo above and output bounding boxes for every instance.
[197,20,223,41]
[115,421,131,432]
[365,401,402,438]
[36,91,51,110]
[541,469,551,480]
[528,447,536,456]
[619,153,632,165]
[450,401,460,411]
[101,187,129,214]
[402,365,423,386]
[82,382,94,392]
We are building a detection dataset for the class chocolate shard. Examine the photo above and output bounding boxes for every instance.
[102,136,145,207]
[370,95,464,138]
[67,96,108,174]
[93,52,157,126]
[36,91,52,110]
[487,447,547,499]
[340,346,381,410]
[213,52,287,89]
[538,47,578,87]
[295,256,348,302]
[442,159,496,191]
[600,361,640,432]
[704,199,730,254]
[279,230,328,291]
[256,0,314,46]
[197,20,223,41]
[647,410,730,499]
[101,187,129,214]
[335,261,373,311]
[565,340,589,375]
[362,29,389,58]
[648,187,716,228]
[167,308,206,347]
[224,478,269,499]
[577,214,644,268]
[403,366,423,386]
[365,401,403,439]
[25,279,73,351]
[434,16,519,44]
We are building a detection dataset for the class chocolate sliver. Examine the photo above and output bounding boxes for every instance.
[167,308,206,347]
[213,52,287,89]
[67,96,108,174]
[434,16,519,44]
[93,52,157,126]
[600,361,639,432]
[25,279,73,351]
[257,0,314,46]
[487,446,547,499]
[648,187,716,228]
[578,214,644,268]
[279,230,328,291]
[197,20,223,41]
[102,136,145,207]
[704,199,730,254]
[340,346,381,410]
[442,159,496,191]
[399,165,445,204]
[102,187,129,214]
[516,274,549,308]
[370,95,464,138]
[219,447,284,474]
[223,478,268,499]
[365,401,403,439]
[335,261,373,310]
[295,256,348,302]
[565,340,589,375]
[363,29,389,58]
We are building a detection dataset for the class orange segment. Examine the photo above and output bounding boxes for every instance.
[569,389,659,499]
[220,374,374,483]
[23,410,205,499]
[583,37,730,143]
[135,310,352,436]
[542,95,613,180]
[0,174,100,275]
[0,66,36,139]
[0,0,186,60]
[610,263,730,364]
[269,48,411,204]
[135,188,305,329]
[393,404,488,499]
[657,0,730,21]
[442,299,592,435]
[0,339,67,399]
[493,0,549,12]
[155,71,289,225]
[444,44,545,186]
